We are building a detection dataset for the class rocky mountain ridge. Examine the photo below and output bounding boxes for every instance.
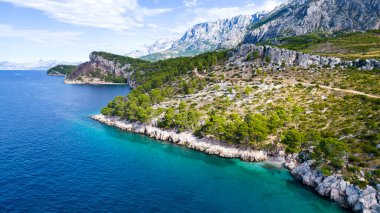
[136,0,380,61]
[135,13,265,61]
[243,0,380,43]
[127,38,176,58]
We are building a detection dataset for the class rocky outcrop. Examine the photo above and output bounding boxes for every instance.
[91,114,267,162]
[291,160,380,213]
[67,53,131,80]
[349,59,380,71]
[65,52,139,86]
[229,44,380,70]
[244,0,380,44]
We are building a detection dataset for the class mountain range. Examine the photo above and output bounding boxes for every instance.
[126,38,177,59]
[0,60,80,71]
[127,12,265,61]
[127,0,380,61]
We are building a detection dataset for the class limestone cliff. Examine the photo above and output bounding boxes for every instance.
[229,44,380,70]
[65,52,143,86]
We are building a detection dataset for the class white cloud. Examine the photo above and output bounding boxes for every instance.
[171,0,283,34]
[183,0,199,8]
[0,24,81,45]
[0,0,172,31]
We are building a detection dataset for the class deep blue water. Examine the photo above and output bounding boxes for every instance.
[0,71,346,212]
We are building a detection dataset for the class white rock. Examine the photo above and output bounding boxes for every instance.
[91,114,267,162]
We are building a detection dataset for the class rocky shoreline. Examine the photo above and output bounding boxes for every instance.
[91,114,380,213]
[91,114,267,162]
[289,161,380,213]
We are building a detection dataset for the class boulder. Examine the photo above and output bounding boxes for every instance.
[354,186,379,213]
[346,185,361,208]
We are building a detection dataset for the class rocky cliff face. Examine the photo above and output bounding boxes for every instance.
[291,161,380,213]
[138,0,379,61]
[66,53,132,81]
[175,13,265,51]
[244,0,380,44]
[140,13,265,61]
[229,44,380,70]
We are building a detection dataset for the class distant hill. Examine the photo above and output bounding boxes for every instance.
[0,60,80,71]
[47,65,78,76]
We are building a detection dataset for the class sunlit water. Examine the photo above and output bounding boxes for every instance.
[0,71,346,212]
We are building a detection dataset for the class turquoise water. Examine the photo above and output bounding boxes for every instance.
[0,71,346,212]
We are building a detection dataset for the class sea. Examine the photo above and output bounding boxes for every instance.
[0,70,346,212]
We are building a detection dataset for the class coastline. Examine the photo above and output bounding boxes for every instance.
[91,114,268,162]
[91,114,380,213]
[64,79,128,85]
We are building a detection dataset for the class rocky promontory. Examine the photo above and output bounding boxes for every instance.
[290,160,380,213]
[65,52,139,87]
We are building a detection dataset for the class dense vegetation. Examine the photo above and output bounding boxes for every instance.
[261,30,380,60]
[47,65,77,76]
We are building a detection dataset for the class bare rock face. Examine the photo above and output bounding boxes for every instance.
[141,13,266,61]
[229,44,380,70]
[350,59,380,71]
[346,185,361,208]
[89,53,130,77]
[66,52,132,81]
[291,160,324,188]
[244,0,380,44]
[353,186,379,213]
[315,175,348,204]
[291,161,380,212]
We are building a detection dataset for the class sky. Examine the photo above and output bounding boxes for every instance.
[0,0,284,63]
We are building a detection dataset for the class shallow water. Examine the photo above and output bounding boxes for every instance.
[0,71,346,212]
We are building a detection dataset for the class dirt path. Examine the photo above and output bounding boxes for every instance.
[193,69,380,99]
[281,80,380,99]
